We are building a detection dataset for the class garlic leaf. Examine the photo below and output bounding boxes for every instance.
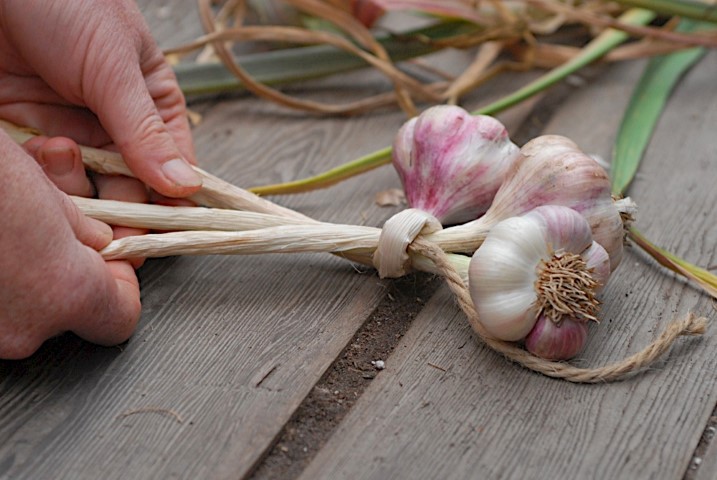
[611,19,706,196]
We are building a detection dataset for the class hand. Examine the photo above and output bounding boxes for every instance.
[0,0,201,358]
[0,132,141,359]
[23,135,150,269]
[0,0,202,197]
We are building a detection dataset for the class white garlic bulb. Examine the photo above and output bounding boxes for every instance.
[469,205,610,359]
[392,105,519,225]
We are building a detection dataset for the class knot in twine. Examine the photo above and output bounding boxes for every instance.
[374,216,708,383]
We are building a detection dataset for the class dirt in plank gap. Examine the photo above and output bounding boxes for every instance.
[249,272,441,480]
[684,402,717,479]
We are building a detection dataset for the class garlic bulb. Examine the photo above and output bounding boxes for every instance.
[469,205,610,359]
[434,135,626,271]
[486,135,624,270]
[392,105,519,225]
[524,314,588,361]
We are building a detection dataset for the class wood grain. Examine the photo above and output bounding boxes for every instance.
[301,54,717,479]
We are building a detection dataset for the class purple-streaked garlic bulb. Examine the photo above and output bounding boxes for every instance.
[481,135,624,270]
[469,205,611,360]
[436,135,627,272]
[392,105,520,225]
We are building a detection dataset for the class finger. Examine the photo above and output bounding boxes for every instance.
[94,174,149,269]
[35,137,94,197]
[144,60,198,167]
[58,193,113,251]
[24,135,95,197]
[149,189,196,207]
[0,103,111,147]
[22,135,48,158]
[89,57,201,198]
[0,74,77,107]
[94,174,149,203]
[69,254,142,347]
[110,226,147,270]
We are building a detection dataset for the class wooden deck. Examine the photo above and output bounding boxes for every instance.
[1,2,716,479]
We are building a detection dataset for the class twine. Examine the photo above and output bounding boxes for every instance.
[408,238,707,383]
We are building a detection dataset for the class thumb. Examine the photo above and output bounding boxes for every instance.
[70,257,141,347]
[91,63,202,198]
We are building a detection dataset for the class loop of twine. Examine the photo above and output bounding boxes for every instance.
[408,237,708,383]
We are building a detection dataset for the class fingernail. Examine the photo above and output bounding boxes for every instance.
[42,147,75,176]
[161,159,202,188]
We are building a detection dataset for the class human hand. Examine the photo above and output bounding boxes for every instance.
[23,135,151,269]
[0,0,202,197]
[0,132,141,359]
[0,0,201,358]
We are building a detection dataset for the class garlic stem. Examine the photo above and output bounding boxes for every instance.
[412,252,470,284]
[72,196,631,275]
[423,217,492,254]
[99,220,471,282]
[72,197,472,279]
[100,225,379,260]
[427,190,637,255]
[73,196,487,258]
[71,196,307,232]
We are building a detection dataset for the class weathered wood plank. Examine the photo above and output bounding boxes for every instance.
[300,54,717,479]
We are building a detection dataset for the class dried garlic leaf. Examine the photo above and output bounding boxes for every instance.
[375,188,405,207]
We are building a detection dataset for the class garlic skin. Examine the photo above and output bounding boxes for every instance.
[469,205,606,345]
[436,135,625,271]
[582,242,611,294]
[523,240,610,360]
[484,135,624,270]
[524,314,588,361]
[392,105,519,225]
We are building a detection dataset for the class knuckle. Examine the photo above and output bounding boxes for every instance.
[0,332,44,360]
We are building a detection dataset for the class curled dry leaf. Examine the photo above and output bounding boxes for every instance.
[375,188,406,207]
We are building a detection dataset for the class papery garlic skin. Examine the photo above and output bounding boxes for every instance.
[469,215,547,341]
[435,135,625,271]
[393,105,519,225]
[524,314,588,361]
[582,242,611,294]
[469,205,603,345]
[486,135,624,270]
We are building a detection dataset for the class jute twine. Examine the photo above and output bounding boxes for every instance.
[407,238,707,383]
